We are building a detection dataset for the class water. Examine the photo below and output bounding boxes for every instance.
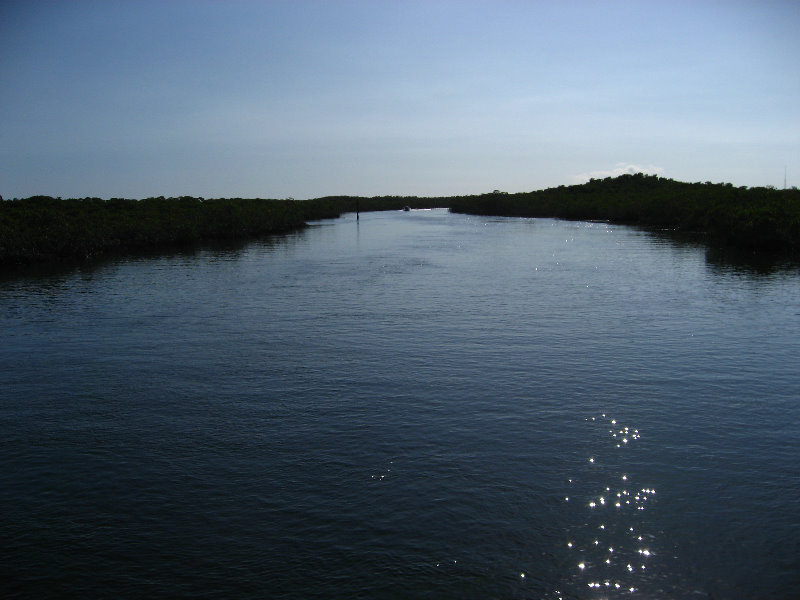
[1,209,798,599]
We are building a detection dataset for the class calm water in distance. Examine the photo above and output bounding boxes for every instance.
[1,209,799,599]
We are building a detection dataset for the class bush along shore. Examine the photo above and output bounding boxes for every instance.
[0,195,448,267]
[2,175,799,268]
[449,174,800,254]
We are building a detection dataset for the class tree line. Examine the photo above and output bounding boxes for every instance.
[2,175,799,268]
[449,174,800,253]
[0,195,447,267]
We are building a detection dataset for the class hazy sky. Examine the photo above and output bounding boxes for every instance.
[1,0,798,199]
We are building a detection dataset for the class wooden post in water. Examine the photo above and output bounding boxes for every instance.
[356,198,359,221]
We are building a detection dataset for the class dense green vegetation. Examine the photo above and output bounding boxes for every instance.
[449,174,800,253]
[0,196,302,267]
[2,175,799,268]
[0,195,447,267]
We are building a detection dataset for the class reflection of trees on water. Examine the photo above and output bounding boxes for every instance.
[703,245,800,277]
[645,228,800,276]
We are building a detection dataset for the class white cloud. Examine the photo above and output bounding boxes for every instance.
[572,163,665,184]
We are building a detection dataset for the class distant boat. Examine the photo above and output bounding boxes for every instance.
[402,206,411,211]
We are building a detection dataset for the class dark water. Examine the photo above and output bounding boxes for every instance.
[1,209,798,599]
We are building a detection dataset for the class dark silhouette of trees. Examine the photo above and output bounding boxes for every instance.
[0,195,447,267]
[449,174,800,253]
[2,177,798,268]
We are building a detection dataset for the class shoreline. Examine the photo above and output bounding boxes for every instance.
[2,175,798,269]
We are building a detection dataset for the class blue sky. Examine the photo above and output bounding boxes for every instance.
[1,0,798,199]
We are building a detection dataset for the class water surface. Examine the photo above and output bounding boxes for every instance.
[2,209,798,599]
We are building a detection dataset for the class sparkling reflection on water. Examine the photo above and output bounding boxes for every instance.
[549,414,658,598]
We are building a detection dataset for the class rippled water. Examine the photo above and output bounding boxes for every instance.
[1,209,799,599]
